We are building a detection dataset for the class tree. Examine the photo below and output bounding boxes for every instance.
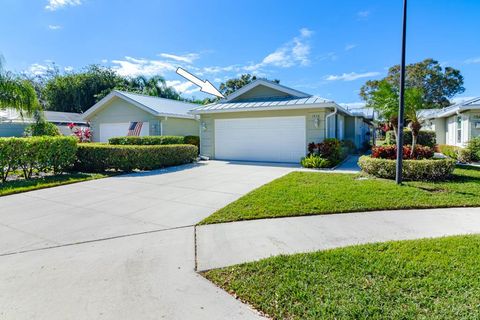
[360,59,464,109]
[42,65,184,113]
[219,74,280,97]
[0,57,39,116]
[404,87,426,155]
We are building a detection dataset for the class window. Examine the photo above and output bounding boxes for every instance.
[457,116,462,144]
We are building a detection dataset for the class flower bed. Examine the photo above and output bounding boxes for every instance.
[358,155,455,181]
[371,145,434,160]
[302,138,347,168]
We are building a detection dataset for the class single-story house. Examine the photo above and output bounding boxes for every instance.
[0,109,87,137]
[190,79,372,163]
[422,97,480,147]
[82,90,199,142]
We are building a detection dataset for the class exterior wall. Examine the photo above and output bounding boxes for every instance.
[0,122,28,137]
[199,109,326,159]
[469,111,480,142]
[161,117,199,136]
[232,85,290,101]
[445,113,470,146]
[434,118,446,145]
[86,97,198,141]
[344,116,356,142]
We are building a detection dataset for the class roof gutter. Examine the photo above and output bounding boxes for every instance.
[325,107,337,139]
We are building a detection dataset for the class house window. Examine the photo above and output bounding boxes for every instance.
[457,116,462,144]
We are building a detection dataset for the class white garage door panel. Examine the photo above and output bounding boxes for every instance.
[214,116,306,163]
[99,122,149,142]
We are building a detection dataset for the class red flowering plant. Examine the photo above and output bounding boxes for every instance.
[371,145,434,160]
[69,123,92,143]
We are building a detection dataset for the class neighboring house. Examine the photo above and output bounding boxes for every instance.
[422,97,480,147]
[82,90,199,142]
[0,109,87,137]
[190,79,372,163]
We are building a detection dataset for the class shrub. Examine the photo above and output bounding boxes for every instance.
[385,130,436,147]
[371,145,434,160]
[300,155,331,168]
[24,121,61,137]
[108,135,200,147]
[465,137,480,162]
[438,144,460,160]
[358,156,455,181]
[307,138,343,166]
[0,136,77,182]
[74,144,198,172]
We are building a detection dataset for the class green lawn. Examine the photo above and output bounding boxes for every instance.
[200,165,480,224]
[0,172,110,197]
[204,235,480,320]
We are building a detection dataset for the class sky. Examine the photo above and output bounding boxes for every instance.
[1,0,480,107]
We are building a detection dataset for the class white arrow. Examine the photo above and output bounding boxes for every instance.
[176,67,225,98]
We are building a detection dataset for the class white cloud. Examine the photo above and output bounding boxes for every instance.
[101,59,108,64]
[464,57,480,64]
[325,71,380,81]
[159,53,199,64]
[345,44,357,51]
[45,0,82,11]
[28,63,50,75]
[64,66,74,72]
[165,80,196,93]
[110,56,177,77]
[339,102,366,109]
[357,10,370,18]
[48,24,62,30]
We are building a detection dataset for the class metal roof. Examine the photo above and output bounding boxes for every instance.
[434,97,480,118]
[44,111,87,124]
[190,96,334,113]
[83,90,199,120]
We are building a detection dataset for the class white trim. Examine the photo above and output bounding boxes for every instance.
[222,79,311,102]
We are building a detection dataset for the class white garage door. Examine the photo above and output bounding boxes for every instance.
[214,116,306,163]
[99,122,149,142]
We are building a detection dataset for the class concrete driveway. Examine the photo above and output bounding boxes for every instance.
[0,161,295,319]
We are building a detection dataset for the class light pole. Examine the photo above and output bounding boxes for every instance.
[395,0,408,184]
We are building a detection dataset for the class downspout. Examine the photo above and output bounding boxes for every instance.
[325,107,337,139]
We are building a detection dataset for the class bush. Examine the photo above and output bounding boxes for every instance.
[358,156,455,181]
[307,138,344,166]
[371,145,434,160]
[465,137,480,162]
[25,121,61,137]
[0,136,77,182]
[438,144,460,160]
[300,155,331,168]
[75,144,198,172]
[385,130,436,148]
[108,135,200,147]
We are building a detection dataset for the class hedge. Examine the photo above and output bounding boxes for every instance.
[0,136,77,182]
[438,144,461,160]
[74,144,198,172]
[385,130,436,148]
[358,155,455,181]
[108,135,199,147]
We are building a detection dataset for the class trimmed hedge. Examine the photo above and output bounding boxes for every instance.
[108,135,199,147]
[74,143,198,172]
[385,130,436,148]
[0,136,77,182]
[358,156,455,181]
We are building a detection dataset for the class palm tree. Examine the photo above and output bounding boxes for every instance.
[405,87,426,156]
[0,57,39,116]
[130,75,181,100]
[369,80,401,140]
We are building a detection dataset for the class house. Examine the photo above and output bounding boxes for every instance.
[190,79,372,163]
[82,90,199,142]
[0,109,87,137]
[422,97,480,147]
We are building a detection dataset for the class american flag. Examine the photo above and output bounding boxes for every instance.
[127,122,143,136]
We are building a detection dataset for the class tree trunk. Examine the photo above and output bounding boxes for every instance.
[409,120,422,158]
[390,115,399,141]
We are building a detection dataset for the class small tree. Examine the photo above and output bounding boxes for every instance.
[365,80,400,140]
[404,88,426,156]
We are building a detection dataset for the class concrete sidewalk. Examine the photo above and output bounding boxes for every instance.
[196,207,480,271]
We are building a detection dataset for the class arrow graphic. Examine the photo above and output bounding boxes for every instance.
[176,67,225,98]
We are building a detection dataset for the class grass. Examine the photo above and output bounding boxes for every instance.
[204,235,480,319]
[0,172,110,197]
[200,165,480,224]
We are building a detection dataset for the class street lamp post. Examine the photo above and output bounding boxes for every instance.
[395,0,408,184]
